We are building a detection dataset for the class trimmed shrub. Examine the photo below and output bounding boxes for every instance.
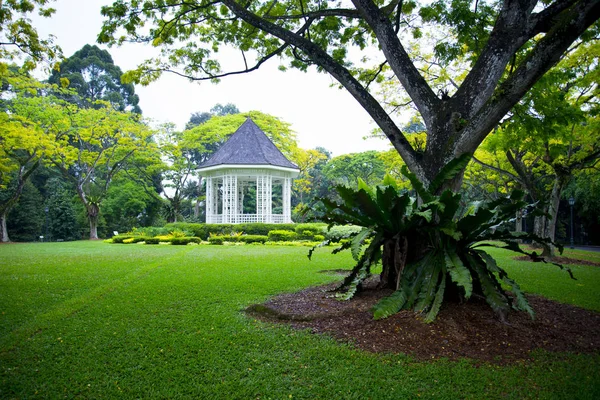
[123,238,135,244]
[314,234,325,242]
[145,238,160,245]
[171,237,201,245]
[155,235,173,243]
[325,225,363,242]
[165,222,298,239]
[239,235,268,244]
[111,235,134,243]
[268,230,298,242]
[294,223,326,236]
[239,223,296,236]
[208,236,225,245]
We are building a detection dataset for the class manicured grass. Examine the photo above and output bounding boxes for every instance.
[1,242,599,399]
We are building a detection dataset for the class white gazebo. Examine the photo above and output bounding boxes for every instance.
[197,118,300,224]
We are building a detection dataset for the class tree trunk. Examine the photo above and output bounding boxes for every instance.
[515,210,523,233]
[379,235,408,290]
[541,179,567,258]
[194,199,200,218]
[87,203,100,240]
[0,212,9,243]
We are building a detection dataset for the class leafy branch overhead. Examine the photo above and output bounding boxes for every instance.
[312,154,573,322]
[99,0,600,185]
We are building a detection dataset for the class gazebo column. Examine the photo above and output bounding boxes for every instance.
[282,177,292,223]
[256,174,272,223]
[237,183,245,217]
[222,173,238,223]
[205,176,214,223]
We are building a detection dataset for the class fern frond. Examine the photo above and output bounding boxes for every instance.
[466,253,509,317]
[350,228,372,261]
[428,153,472,194]
[444,250,472,298]
[424,275,446,323]
[414,252,444,312]
[373,289,407,320]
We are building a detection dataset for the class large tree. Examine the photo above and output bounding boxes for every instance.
[185,103,240,130]
[99,0,600,188]
[28,96,158,240]
[0,73,55,242]
[473,40,599,255]
[48,44,141,113]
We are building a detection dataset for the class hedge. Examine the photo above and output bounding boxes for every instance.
[170,237,201,245]
[325,225,363,242]
[239,235,268,244]
[164,222,325,239]
[294,223,326,236]
[144,238,160,245]
[208,236,225,245]
[268,230,298,242]
[111,235,134,243]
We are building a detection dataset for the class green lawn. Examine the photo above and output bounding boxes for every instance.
[1,242,599,399]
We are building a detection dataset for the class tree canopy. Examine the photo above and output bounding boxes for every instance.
[99,0,600,188]
[0,0,61,68]
[48,44,141,113]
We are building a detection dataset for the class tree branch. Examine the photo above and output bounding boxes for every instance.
[351,0,440,127]
[455,0,600,156]
[452,0,538,119]
[221,0,424,180]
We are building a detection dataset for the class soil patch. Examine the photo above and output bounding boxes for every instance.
[246,278,600,364]
[514,255,600,267]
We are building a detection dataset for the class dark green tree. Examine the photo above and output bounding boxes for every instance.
[102,177,162,233]
[48,44,141,113]
[185,103,239,129]
[324,151,387,188]
[7,180,44,242]
[45,178,79,241]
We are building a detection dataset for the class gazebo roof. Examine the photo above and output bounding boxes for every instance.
[198,118,299,171]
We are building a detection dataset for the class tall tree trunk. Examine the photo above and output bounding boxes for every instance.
[0,211,9,243]
[87,202,100,240]
[515,210,523,233]
[541,178,567,258]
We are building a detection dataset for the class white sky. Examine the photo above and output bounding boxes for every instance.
[31,0,392,156]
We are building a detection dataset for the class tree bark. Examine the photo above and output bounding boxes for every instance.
[0,212,9,243]
[87,203,100,240]
[379,235,408,290]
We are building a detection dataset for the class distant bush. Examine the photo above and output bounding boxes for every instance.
[239,235,268,244]
[208,236,225,245]
[144,238,160,245]
[155,235,173,243]
[170,237,201,245]
[123,238,135,244]
[128,227,169,237]
[295,223,326,236]
[325,225,363,242]
[268,230,298,242]
[239,223,296,236]
[313,234,325,242]
[111,235,134,243]
[165,222,299,239]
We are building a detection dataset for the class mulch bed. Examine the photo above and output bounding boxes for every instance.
[246,276,600,364]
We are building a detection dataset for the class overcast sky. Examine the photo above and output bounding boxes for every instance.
[31,0,392,156]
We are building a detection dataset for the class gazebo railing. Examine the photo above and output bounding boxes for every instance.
[206,214,289,224]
